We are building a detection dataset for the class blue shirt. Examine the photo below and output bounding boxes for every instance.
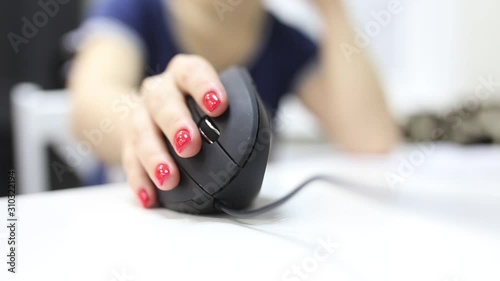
[83,0,317,113]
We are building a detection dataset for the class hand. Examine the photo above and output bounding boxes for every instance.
[121,55,229,208]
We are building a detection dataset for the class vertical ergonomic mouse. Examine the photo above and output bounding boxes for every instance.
[157,67,271,214]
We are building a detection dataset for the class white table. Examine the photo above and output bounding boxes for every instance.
[1,143,499,281]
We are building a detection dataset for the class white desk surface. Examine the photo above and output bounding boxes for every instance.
[1,143,499,281]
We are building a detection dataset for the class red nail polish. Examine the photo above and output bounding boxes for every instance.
[175,129,191,153]
[203,91,221,112]
[138,188,150,208]
[155,163,170,186]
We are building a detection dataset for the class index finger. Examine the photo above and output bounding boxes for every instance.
[168,54,228,117]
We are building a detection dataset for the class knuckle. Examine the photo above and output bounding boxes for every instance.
[141,75,168,94]
[143,76,174,108]
[172,55,209,86]
[185,55,207,73]
[159,106,184,129]
[168,54,189,71]
[140,76,156,93]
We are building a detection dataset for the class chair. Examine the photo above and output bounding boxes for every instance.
[10,83,122,194]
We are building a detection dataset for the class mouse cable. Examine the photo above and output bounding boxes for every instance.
[215,175,376,219]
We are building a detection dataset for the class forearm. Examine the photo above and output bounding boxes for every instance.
[317,1,400,152]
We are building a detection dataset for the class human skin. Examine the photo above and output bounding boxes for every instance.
[68,0,400,208]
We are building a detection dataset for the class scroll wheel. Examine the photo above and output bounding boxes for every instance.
[199,117,220,144]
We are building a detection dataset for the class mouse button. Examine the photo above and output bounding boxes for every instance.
[199,117,220,144]
[212,69,259,167]
[186,96,203,123]
[168,141,238,195]
[157,168,209,204]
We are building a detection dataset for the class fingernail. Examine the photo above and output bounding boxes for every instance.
[138,188,150,208]
[203,91,221,112]
[175,129,192,153]
[155,163,170,186]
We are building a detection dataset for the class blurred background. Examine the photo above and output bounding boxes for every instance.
[1,0,499,196]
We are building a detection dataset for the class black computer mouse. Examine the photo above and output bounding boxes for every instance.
[157,67,271,214]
